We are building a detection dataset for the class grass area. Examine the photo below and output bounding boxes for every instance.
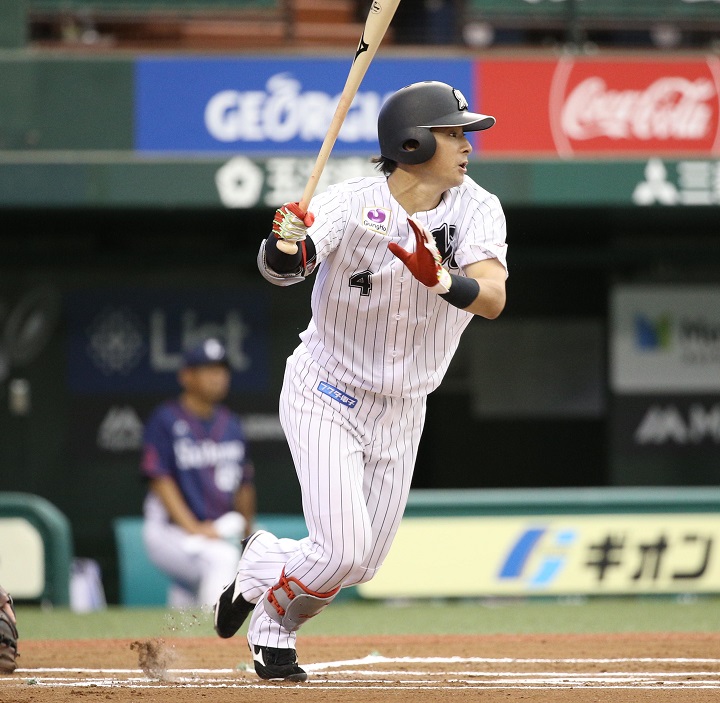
[15,596,720,640]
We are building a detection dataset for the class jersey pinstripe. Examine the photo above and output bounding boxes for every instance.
[245,172,508,651]
[243,346,426,649]
[297,175,507,397]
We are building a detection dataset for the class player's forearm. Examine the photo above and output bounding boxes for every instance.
[264,233,316,272]
[257,234,317,287]
[460,277,506,318]
[258,201,318,286]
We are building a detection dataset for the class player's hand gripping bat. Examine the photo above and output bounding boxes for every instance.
[274,0,402,254]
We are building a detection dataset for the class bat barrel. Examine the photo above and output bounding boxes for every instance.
[299,0,402,212]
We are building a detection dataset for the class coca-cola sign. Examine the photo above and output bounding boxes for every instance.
[551,59,720,155]
[477,58,720,156]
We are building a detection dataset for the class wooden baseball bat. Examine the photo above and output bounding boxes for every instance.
[277,0,402,253]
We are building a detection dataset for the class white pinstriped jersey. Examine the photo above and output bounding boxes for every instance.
[265,174,508,398]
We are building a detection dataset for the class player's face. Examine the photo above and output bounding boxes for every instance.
[425,127,472,188]
[181,364,231,404]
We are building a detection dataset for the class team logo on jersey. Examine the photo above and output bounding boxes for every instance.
[173,437,245,470]
[362,207,392,235]
[430,223,460,269]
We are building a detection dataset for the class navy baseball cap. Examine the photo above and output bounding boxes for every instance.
[182,338,230,368]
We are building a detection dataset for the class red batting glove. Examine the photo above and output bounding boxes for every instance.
[272,202,315,243]
[388,217,452,294]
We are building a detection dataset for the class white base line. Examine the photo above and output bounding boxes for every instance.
[305,655,720,671]
[14,668,238,674]
[5,656,719,691]
[5,683,720,691]
[18,655,720,676]
[10,675,720,682]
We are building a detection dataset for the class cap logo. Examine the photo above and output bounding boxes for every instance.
[453,88,468,111]
[203,338,224,360]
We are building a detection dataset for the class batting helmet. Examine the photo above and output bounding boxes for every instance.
[377,81,495,165]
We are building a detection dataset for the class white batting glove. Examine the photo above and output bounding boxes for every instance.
[272,202,315,243]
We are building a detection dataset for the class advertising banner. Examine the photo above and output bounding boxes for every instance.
[136,55,720,158]
[1,154,718,208]
[65,288,269,394]
[479,57,720,157]
[358,514,720,598]
[66,396,286,460]
[134,57,474,154]
[610,284,720,393]
[612,395,720,453]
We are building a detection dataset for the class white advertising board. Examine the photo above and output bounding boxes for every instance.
[0,517,45,598]
[611,285,720,393]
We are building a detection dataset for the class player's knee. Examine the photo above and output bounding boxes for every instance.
[304,524,372,588]
[343,563,379,586]
[334,551,366,581]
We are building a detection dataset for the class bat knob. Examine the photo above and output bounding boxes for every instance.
[277,239,299,255]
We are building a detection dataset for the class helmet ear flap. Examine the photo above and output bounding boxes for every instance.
[394,127,436,165]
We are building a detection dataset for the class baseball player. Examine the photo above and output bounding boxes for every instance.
[214,81,508,681]
[141,337,256,607]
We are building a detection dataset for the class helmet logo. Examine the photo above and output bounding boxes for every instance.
[453,88,468,111]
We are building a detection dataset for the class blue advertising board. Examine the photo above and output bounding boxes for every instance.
[134,57,473,153]
[65,288,268,394]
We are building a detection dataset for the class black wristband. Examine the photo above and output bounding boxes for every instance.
[265,234,302,273]
[264,233,317,275]
[439,274,480,310]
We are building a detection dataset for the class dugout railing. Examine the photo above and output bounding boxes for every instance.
[0,492,73,606]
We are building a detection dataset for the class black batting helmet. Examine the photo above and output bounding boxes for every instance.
[377,81,495,165]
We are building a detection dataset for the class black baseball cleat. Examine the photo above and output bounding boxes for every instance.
[213,532,264,639]
[252,644,307,682]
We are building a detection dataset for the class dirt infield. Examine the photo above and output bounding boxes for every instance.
[3,633,720,702]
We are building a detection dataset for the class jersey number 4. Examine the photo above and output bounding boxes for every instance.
[349,269,373,296]
[348,223,457,297]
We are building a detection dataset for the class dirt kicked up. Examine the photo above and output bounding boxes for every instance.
[2,633,720,702]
